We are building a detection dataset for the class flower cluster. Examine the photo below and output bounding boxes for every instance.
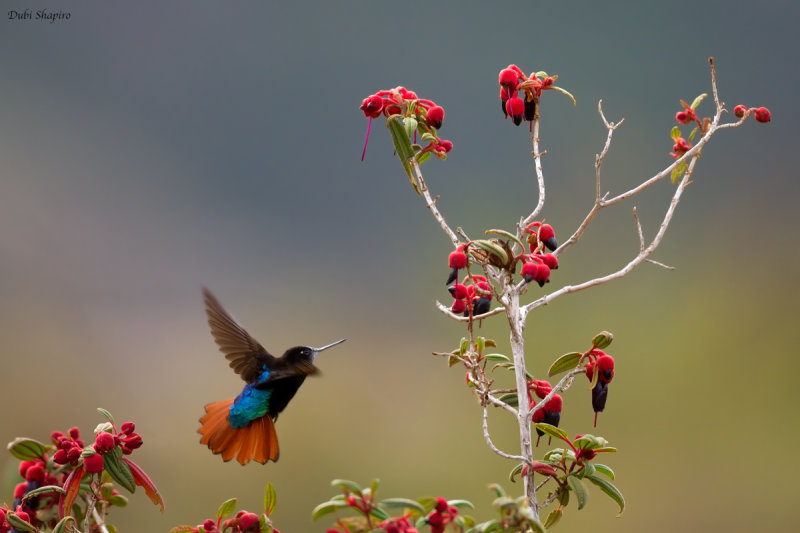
[360,86,452,162]
[425,497,459,533]
[5,409,163,533]
[528,379,563,446]
[443,222,559,317]
[733,104,772,123]
[448,275,492,316]
[497,64,575,130]
[173,484,279,533]
[585,349,615,426]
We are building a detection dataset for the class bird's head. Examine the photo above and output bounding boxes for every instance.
[290,338,346,363]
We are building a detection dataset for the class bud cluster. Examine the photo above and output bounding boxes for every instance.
[733,104,772,123]
[360,86,452,161]
[497,64,575,130]
[528,379,563,446]
[425,497,460,533]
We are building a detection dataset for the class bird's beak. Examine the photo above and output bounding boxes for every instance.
[313,338,346,353]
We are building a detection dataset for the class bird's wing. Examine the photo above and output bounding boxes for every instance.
[203,288,276,383]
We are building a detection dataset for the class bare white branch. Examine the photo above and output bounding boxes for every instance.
[412,159,460,246]
[482,403,527,462]
[520,112,547,232]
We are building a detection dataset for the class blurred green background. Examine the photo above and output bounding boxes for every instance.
[1,1,797,531]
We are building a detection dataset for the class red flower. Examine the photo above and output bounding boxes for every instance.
[94,432,116,454]
[426,106,445,129]
[733,105,747,118]
[360,95,384,118]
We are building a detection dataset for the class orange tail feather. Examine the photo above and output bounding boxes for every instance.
[198,398,280,465]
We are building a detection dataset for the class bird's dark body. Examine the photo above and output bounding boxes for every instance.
[198,288,344,464]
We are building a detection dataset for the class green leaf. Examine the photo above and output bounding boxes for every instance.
[7,437,49,461]
[311,500,349,521]
[567,475,588,510]
[386,115,419,193]
[476,336,485,355]
[688,126,699,142]
[671,160,687,183]
[527,516,546,533]
[21,484,66,503]
[548,351,582,376]
[104,448,136,493]
[332,478,363,495]
[217,498,238,519]
[420,132,436,142]
[591,331,613,349]
[484,339,497,348]
[485,229,525,249]
[97,407,115,425]
[509,463,524,483]
[544,507,562,529]
[369,506,390,521]
[471,518,501,532]
[403,117,418,139]
[670,125,681,140]
[483,353,510,362]
[487,483,507,498]
[497,392,519,407]
[448,355,460,367]
[550,85,577,106]
[53,516,78,533]
[447,499,474,510]
[593,464,615,480]
[459,338,469,357]
[380,498,425,513]
[573,434,609,450]
[594,446,617,453]
[534,423,570,443]
[264,483,277,516]
[472,239,509,265]
[109,493,128,507]
[417,151,432,164]
[492,496,517,510]
[690,93,708,110]
[5,512,36,531]
[582,462,596,477]
[586,474,625,516]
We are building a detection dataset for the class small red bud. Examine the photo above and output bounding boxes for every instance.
[596,354,615,383]
[437,139,453,153]
[733,105,747,118]
[84,453,104,474]
[238,512,260,531]
[754,107,771,123]
[203,519,217,531]
[94,432,116,454]
[538,224,557,251]
[14,482,26,499]
[121,422,136,435]
[539,253,558,270]
[435,497,448,513]
[449,284,468,299]
[545,394,563,413]
[68,427,81,440]
[24,464,45,483]
[521,261,539,283]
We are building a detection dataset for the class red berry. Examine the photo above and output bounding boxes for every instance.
[451,299,467,314]
[733,105,747,118]
[67,447,82,463]
[84,453,104,474]
[203,519,217,531]
[53,449,69,465]
[426,106,445,129]
[14,482,26,499]
[69,427,81,440]
[428,512,444,526]
[12,509,30,524]
[435,497,448,513]
[18,461,35,478]
[754,107,771,123]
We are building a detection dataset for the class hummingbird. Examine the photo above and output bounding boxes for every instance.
[198,288,345,465]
